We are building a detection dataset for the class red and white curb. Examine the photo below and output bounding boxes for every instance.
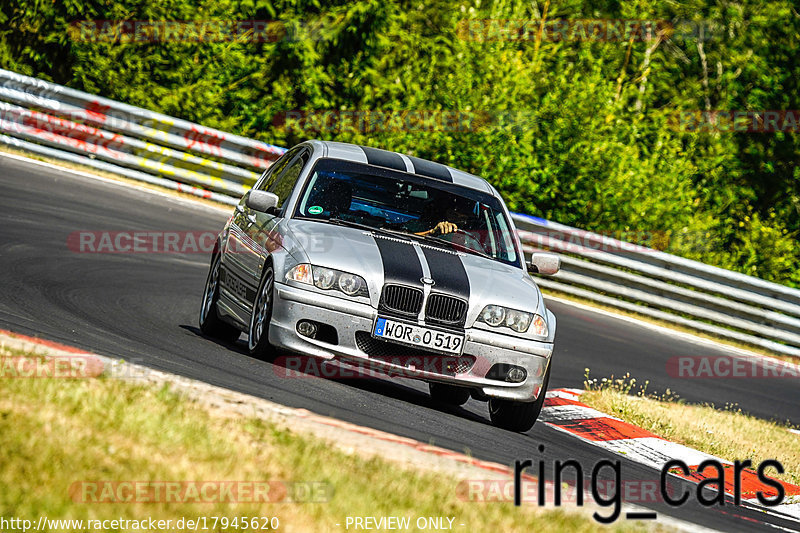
[541,388,800,521]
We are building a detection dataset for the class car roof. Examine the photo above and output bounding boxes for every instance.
[304,140,495,195]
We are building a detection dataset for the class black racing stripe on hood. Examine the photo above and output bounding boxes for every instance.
[372,235,424,289]
[420,246,469,301]
[361,146,407,172]
[406,155,453,182]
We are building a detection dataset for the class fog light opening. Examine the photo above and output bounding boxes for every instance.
[506,366,527,383]
[297,320,318,339]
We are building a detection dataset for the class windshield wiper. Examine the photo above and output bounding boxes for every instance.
[380,228,493,260]
[326,218,405,240]
[421,234,493,260]
[325,217,375,231]
[322,218,493,260]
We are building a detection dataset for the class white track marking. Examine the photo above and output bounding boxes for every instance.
[540,404,621,422]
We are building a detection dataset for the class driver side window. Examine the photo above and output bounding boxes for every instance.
[269,150,309,209]
[254,146,302,192]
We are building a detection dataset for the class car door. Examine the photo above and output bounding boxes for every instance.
[223,147,304,305]
[247,146,310,273]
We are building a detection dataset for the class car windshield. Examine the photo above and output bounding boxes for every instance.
[292,158,520,266]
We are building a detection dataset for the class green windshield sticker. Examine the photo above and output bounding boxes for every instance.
[308,205,323,215]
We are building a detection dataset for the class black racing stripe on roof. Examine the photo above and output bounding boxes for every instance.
[406,155,453,182]
[361,146,408,172]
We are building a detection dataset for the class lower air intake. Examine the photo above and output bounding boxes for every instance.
[354,332,476,375]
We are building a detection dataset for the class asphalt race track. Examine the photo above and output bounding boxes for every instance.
[2,154,799,532]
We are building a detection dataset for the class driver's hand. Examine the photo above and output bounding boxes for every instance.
[432,221,458,235]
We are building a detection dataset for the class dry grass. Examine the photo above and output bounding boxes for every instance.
[581,370,800,486]
[0,345,657,532]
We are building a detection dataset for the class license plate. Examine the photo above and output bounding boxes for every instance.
[372,317,464,355]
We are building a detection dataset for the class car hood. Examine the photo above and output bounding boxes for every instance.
[280,219,542,315]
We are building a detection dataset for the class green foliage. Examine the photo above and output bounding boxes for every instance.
[0,0,797,285]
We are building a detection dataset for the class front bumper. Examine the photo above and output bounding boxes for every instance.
[269,282,554,402]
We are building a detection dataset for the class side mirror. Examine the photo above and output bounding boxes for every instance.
[527,253,560,275]
[246,190,280,215]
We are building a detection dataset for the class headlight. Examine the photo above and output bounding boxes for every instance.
[338,273,364,296]
[313,267,337,289]
[480,305,506,326]
[479,305,545,335]
[505,309,533,333]
[286,264,368,298]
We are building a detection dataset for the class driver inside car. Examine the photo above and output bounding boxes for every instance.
[410,195,478,238]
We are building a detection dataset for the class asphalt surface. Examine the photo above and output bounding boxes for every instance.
[2,154,799,532]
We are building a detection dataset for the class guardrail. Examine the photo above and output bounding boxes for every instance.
[2,68,798,357]
[514,215,800,358]
[0,68,285,205]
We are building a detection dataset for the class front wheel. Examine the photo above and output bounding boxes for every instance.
[248,264,277,360]
[488,362,551,432]
[199,252,241,342]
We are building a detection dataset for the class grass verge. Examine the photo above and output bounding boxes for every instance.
[0,344,657,532]
[580,371,800,486]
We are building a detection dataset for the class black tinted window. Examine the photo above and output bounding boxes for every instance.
[293,158,520,266]
[269,150,309,207]
[256,146,302,192]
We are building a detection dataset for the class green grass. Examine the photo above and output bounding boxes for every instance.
[0,345,658,532]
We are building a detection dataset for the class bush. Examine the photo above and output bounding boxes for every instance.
[1,0,797,286]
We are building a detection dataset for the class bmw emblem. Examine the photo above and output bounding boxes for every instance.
[421,277,435,286]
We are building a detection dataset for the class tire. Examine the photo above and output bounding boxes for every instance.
[199,252,241,342]
[488,362,551,432]
[247,264,277,360]
[429,383,471,406]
